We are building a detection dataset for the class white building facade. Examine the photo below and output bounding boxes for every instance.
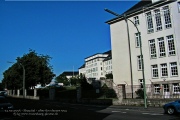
[79,50,112,80]
[106,0,180,98]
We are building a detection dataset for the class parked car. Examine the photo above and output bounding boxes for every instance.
[0,91,7,97]
[0,96,14,115]
[163,99,180,115]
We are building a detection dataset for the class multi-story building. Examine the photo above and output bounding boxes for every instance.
[106,0,180,98]
[79,50,112,80]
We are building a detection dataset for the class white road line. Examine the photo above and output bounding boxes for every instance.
[150,113,164,115]
[142,113,164,116]
[121,112,127,113]
[142,113,151,114]
[112,111,121,112]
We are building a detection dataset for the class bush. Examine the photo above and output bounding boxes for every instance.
[135,89,144,99]
[102,84,117,98]
[105,89,117,98]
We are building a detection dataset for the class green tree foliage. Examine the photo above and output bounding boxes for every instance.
[105,73,113,79]
[55,73,70,86]
[2,50,55,90]
[102,84,117,98]
[0,83,4,91]
[135,88,144,99]
[80,75,93,90]
[70,77,80,86]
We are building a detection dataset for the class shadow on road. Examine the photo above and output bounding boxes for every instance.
[1,97,111,120]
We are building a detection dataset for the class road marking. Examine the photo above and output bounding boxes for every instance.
[150,113,163,115]
[121,112,127,113]
[142,113,150,114]
[112,111,121,112]
[142,113,164,116]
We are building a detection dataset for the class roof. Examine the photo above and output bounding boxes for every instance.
[123,0,152,15]
[85,50,111,59]
[103,50,111,55]
[62,71,79,76]
[78,64,85,69]
[106,0,175,24]
[103,54,112,61]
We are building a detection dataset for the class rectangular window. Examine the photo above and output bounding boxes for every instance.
[170,62,178,76]
[167,35,176,56]
[163,84,169,92]
[149,39,157,58]
[163,6,172,28]
[135,32,141,47]
[154,84,160,94]
[161,63,168,77]
[158,37,166,57]
[137,55,142,70]
[139,79,143,88]
[152,64,158,78]
[173,83,180,94]
[146,12,154,33]
[154,9,162,31]
[134,16,139,25]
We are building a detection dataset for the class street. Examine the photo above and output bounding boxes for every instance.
[1,97,180,120]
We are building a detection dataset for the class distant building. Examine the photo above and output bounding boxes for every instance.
[79,50,112,80]
[106,0,180,98]
[62,71,79,79]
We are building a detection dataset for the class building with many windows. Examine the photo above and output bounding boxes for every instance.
[106,0,180,98]
[79,50,112,80]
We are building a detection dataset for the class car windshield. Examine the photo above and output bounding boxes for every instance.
[0,98,9,103]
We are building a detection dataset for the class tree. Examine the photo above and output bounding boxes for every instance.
[79,75,93,90]
[105,73,113,79]
[55,73,69,86]
[135,89,144,99]
[2,49,55,90]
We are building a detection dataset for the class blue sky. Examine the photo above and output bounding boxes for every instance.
[0,0,139,82]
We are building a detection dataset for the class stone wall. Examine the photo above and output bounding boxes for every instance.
[113,98,178,107]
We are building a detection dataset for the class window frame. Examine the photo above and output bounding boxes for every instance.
[135,32,141,48]
[170,62,178,77]
[167,35,176,56]
[154,8,163,31]
[134,16,139,25]
[137,55,142,70]
[163,6,172,29]
[151,64,159,78]
[173,83,180,94]
[149,39,157,59]
[160,63,168,77]
[139,79,143,89]
[178,2,180,13]
[158,37,166,57]
[154,84,160,94]
[146,12,154,33]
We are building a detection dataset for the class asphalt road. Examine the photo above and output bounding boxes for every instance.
[1,97,180,120]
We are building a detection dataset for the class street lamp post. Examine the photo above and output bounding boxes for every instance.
[19,63,26,99]
[7,61,26,99]
[105,8,147,108]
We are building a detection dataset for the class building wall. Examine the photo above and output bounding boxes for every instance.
[84,54,108,80]
[103,59,113,74]
[79,52,112,80]
[110,1,180,93]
